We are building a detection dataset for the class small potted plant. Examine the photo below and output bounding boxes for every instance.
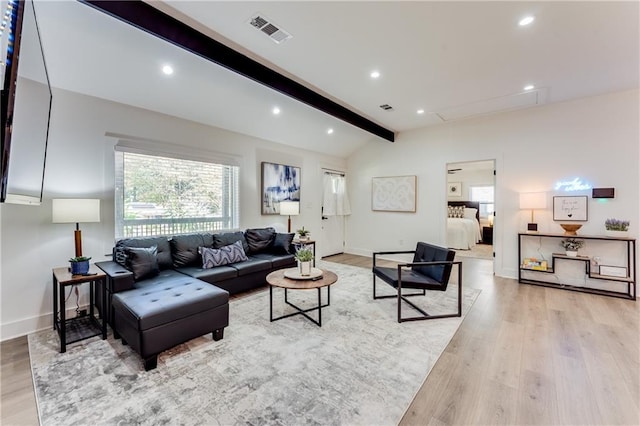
[605,218,629,236]
[69,256,91,275]
[294,247,314,276]
[559,238,584,257]
[296,226,310,241]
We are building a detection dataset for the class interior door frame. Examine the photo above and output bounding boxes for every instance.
[321,168,348,258]
[446,159,496,271]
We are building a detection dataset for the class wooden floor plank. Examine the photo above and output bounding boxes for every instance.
[2,253,639,426]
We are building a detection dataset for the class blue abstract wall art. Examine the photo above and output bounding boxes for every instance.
[261,162,301,214]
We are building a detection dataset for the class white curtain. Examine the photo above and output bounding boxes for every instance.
[323,173,351,216]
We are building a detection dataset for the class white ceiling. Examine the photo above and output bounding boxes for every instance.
[31,1,639,158]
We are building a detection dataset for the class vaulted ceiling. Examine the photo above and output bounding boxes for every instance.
[31,1,639,157]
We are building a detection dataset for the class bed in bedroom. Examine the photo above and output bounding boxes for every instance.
[447,201,482,250]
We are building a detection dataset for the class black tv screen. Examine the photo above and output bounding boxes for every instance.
[1,0,51,205]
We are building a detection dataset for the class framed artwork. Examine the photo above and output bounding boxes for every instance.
[553,196,588,221]
[372,175,417,212]
[261,162,301,215]
[447,182,462,197]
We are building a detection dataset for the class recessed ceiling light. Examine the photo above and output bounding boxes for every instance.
[370,70,380,79]
[327,128,334,135]
[272,107,281,115]
[519,16,535,26]
[417,109,425,115]
[523,84,535,91]
[162,65,174,75]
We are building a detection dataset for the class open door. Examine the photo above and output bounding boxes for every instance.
[321,170,351,258]
[446,160,496,267]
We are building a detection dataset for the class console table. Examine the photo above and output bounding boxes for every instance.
[518,233,636,300]
[52,265,107,352]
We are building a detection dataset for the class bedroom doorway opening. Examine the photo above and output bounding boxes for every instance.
[446,160,495,261]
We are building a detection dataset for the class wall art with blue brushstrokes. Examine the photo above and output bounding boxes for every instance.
[261,162,301,214]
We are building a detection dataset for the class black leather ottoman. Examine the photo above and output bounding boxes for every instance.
[111,273,229,371]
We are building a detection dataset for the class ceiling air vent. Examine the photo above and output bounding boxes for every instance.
[249,14,292,44]
[379,104,394,111]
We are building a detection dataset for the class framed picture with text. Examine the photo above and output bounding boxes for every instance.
[553,196,588,221]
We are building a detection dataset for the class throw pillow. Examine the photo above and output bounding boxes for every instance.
[200,240,248,268]
[115,237,172,269]
[463,207,478,220]
[245,227,276,253]
[125,245,160,281]
[213,231,250,253]
[271,233,295,254]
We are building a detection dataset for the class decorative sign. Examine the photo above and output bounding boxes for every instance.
[372,175,417,212]
[553,196,588,221]
[554,177,592,192]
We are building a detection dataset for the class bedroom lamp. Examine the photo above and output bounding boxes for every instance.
[279,201,299,233]
[519,192,546,232]
[52,199,101,257]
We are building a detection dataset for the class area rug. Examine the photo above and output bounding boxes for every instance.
[29,260,480,426]
[454,243,494,260]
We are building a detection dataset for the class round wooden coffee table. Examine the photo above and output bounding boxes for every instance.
[266,268,338,327]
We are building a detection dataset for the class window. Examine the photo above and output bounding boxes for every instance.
[115,151,239,238]
[469,185,494,218]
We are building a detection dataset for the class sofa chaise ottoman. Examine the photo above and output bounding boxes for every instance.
[111,269,229,371]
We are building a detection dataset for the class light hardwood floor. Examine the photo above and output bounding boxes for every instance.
[1,254,638,425]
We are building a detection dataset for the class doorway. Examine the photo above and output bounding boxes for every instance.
[321,170,351,258]
[446,160,495,262]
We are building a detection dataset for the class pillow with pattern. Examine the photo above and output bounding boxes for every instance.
[199,240,248,268]
[448,205,464,218]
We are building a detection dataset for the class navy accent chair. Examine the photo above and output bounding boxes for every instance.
[372,242,462,322]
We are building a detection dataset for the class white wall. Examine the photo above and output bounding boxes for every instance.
[346,89,639,279]
[0,86,347,340]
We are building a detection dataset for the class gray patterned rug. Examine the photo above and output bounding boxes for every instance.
[29,261,480,425]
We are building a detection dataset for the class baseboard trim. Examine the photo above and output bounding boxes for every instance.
[1,304,90,342]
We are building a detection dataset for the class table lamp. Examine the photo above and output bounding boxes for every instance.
[519,192,546,232]
[279,201,299,233]
[52,199,101,257]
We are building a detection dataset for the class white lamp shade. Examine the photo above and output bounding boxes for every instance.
[52,199,101,223]
[279,201,300,216]
[519,192,547,210]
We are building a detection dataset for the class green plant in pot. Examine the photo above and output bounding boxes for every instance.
[605,218,629,235]
[69,256,91,275]
[559,238,584,257]
[294,247,314,276]
[297,226,310,241]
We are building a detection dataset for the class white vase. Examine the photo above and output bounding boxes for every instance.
[565,251,578,257]
[605,230,629,238]
[299,261,312,276]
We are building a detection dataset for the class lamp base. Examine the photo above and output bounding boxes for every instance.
[527,223,538,232]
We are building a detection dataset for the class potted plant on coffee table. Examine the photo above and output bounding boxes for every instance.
[294,247,314,276]
[69,256,91,275]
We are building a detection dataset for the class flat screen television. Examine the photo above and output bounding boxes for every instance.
[1,0,52,205]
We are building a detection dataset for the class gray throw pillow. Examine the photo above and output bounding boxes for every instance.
[199,241,248,268]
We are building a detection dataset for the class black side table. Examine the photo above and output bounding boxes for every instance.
[52,265,107,353]
[482,226,494,245]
